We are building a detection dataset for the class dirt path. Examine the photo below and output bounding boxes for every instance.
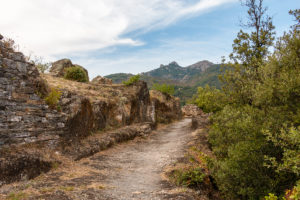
[96,118,195,200]
[1,118,200,200]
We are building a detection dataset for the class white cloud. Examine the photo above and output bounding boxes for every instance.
[0,0,236,58]
[76,36,234,78]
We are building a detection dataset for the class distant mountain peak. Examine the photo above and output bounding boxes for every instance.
[186,60,214,71]
[160,61,180,68]
[169,61,179,66]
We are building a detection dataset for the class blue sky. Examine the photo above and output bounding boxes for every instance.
[0,0,298,78]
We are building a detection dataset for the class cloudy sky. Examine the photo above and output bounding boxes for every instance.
[0,0,298,78]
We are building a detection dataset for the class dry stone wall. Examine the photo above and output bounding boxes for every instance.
[0,38,65,148]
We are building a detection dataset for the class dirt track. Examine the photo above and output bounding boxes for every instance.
[0,118,200,200]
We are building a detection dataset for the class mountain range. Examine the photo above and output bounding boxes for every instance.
[105,60,224,105]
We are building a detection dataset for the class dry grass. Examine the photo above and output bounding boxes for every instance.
[42,74,139,103]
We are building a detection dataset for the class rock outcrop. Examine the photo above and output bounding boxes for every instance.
[42,75,152,140]
[181,104,203,116]
[50,59,89,81]
[91,75,113,85]
[150,90,182,124]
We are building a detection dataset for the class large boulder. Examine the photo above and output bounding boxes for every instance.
[50,59,89,81]
[91,76,112,85]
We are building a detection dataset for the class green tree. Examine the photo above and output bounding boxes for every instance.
[221,0,275,105]
[205,1,300,199]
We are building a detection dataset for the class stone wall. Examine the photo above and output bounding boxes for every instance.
[0,39,154,148]
[0,38,65,148]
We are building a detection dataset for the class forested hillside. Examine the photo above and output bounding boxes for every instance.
[105,61,223,105]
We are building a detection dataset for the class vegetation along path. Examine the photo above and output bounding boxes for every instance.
[1,118,202,200]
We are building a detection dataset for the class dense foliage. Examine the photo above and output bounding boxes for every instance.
[64,66,89,82]
[193,85,227,113]
[152,83,175,95]
[122,74,141,86]
[194,2,300,199]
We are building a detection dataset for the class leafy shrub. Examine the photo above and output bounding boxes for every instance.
[172,167,205,188]
[122,74,140,86]
[264,181,300,199]
[264,193,279,200]
[152,83,175,96]
[284,181,300,200]
[193,85,227,113]
[64,66,88,82]
[208,105,281,199]
[44,88,62,110]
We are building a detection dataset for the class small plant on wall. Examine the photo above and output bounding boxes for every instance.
[44,88,62,111]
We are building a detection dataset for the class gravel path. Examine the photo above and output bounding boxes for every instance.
[0,118,199,200]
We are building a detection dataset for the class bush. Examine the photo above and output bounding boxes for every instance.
[172,167,206,188]
[264,181,300,199]
[264,193,279,200]
[193,85,227,113]
[44,88,62,110]
[64,66,88,82]
[122,74,140,86]
[286,181,300,200]
[152,83,175,96]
